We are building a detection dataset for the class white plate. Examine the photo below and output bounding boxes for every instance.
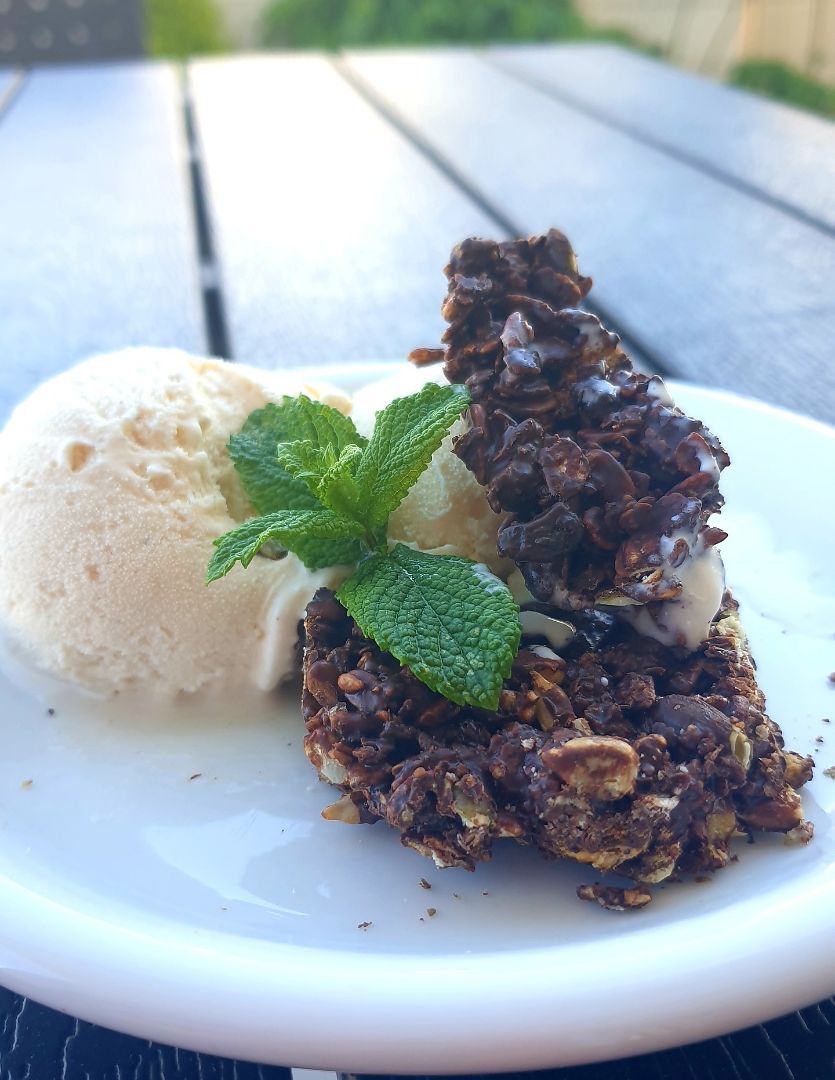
[0,364,833,1074]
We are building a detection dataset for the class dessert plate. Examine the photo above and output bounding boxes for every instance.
[0,363,833,1073]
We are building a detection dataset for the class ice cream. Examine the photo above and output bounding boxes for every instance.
[351,365,509,575]
[0,348,350,697]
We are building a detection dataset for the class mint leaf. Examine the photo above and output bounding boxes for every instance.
[275,440,364,521]
[207,508,365,581]
[228,425,316,516]
[272,395,365,453]
[354,383,469,528]
[229,397,365,515]
[338,544,519,709]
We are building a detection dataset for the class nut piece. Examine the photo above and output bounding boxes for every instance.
[541,736,639,801]
[321,794,361,823]
[576,883,652,911]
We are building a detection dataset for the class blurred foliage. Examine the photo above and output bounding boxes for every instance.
[260,0,644,50]
[147,0,230,58]
[730,60,835,120]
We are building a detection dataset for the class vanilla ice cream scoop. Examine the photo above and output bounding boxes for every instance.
[0,348,349,697]
[351,365,509,575]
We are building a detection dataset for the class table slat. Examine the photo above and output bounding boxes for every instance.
[489,43,835,237]
[0,62,204,418]
[188,55,497,369]
[344,48,835,425]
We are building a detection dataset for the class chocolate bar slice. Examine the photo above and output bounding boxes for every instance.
[303,590,812,894]
[432,230,730,651]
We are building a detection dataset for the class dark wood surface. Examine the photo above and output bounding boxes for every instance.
[0,61,204,420]
[343,48,835,424]
[488,43,835,237]
[188,54,495,366]
[0,46,833,1080]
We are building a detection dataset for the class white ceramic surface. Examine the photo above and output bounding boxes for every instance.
[0,365,833,1073]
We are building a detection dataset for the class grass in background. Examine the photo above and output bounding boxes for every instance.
[259,0,644,51]
[147,0,230,58]
[730,60,835,121]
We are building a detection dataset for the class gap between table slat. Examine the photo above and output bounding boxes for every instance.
[488,44,835,240]
[333,56,662,377]
[342,47,835,425]
[0,61,205,419]
[187,54,502,371]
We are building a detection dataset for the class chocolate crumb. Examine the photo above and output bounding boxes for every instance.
[823,718,832,724]
[409,346,445,367]
[20,779,33,789]
[815,736,824,744]
[419,878,431,890]
[482,891,489,896]
[357,921,372,930]
[828,673,835,683]
[452,892,461,899]
[577,883,652,910]
[46,707,55,716]
[188,772,202,781]
[426,907,437,917]
[418,916,425,922]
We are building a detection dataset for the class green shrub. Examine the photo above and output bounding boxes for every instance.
[147,0,230,58]
[260,0,591,50]
[730,60,835,121]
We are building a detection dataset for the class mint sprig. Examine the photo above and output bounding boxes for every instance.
[208,383,520,709]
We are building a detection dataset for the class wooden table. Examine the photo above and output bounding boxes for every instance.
[0,43,833,1080]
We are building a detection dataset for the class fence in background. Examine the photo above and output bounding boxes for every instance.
[578,0,835,82]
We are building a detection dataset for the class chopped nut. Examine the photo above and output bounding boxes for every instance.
[337,672,366,694]
[541,736,639,801]
[729,729,752,771]
[785,821,814,845]
[419,877,431,890]
[321,794,361,824]
[426,907,437,917]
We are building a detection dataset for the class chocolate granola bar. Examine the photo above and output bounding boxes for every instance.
[429,229,731,651]
[303,589,812,893]
[301,229,813,905]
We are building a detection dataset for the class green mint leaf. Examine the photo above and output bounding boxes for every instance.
[228,397,366,515]
[337,544,520,709]
[207,508,365,581]
[273,395,366,453]
[275,440,364,520]
[228,427,316,516]
[354,382,469,528]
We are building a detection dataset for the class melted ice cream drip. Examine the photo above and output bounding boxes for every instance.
[621,534,726,652]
